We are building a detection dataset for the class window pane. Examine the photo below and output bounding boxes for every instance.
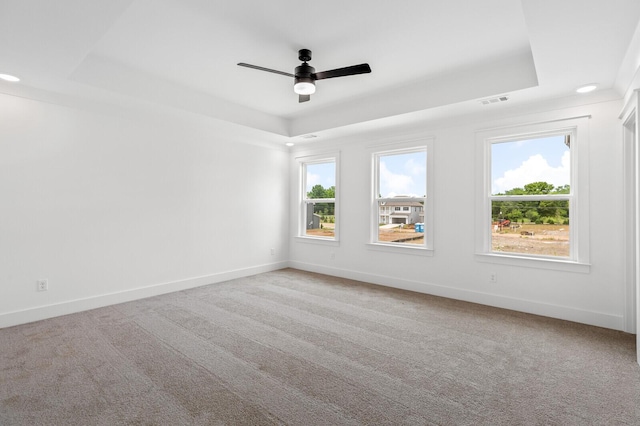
[491,135,570,196]
[378,151,426,198]
[305,202,335,238]
[377,201,424,245]
[302,158,337,240]
[491,201,570,257]
[306,162,335,199]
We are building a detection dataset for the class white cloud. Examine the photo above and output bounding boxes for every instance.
[380,161,416,197]
[306,172,320,191]
[493,151,570,193]
[404,158,426,176]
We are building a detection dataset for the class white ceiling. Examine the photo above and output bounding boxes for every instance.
[1,0,640,141]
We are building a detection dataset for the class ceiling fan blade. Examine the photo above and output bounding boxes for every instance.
[237,63,294,78]
[313,63,371,80]
[299,94,310,103]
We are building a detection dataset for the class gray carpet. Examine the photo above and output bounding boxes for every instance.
[1,268,639,425]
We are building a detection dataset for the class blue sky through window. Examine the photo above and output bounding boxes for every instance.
[378,151,426,198]
[306,162,335,194]
[491,135,570,195]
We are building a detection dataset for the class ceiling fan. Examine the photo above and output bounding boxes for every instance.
[238,49,371,103]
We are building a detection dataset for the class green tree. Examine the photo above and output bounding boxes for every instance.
[538,200,557,217]
[507,210,523,222]
[504,187,526,196]
[493,182,570,224]
[525,209,540,223]
[307,184,327,199]
[325,186,335,198]
[524,181,555,194]
[307,184,335,216]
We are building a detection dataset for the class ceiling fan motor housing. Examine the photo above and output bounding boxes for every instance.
[295,63,315,81]
[294,63,316,94]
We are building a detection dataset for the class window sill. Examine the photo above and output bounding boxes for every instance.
[367,243,434,257]
[295,236,340,247]
[475,253,590,273]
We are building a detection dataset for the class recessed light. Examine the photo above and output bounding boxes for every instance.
[285,142,294,147]
[576,84,597,94]
[0,73,20,82]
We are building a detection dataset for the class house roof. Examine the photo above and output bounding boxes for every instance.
[1,1,639,142]
[384,201,424,207]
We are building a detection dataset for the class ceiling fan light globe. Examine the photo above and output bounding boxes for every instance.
[294,81,315,95]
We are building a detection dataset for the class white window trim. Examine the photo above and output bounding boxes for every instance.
[369,138,434,255]
[296,153,340,243]
[474,116,590,272]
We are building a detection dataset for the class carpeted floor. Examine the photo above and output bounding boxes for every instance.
[1,268,639,425]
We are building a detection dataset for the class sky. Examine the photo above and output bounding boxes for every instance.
[306,162,335,193]
[305,141,565,198]
[379,151,426,197]
[491,135,570,194]
[305,152,427,198]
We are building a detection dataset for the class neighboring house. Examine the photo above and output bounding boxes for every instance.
[379,198,424,225]
[306,204,321,229]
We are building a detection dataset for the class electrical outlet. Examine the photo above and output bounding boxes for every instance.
[330,252,335,260]
[489,272,497,283]
[36,279,48,292]
[270,248,275,256]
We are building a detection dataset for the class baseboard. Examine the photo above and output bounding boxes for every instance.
[0,261,289,329]
[289,261,625,331]
[4,260,624,332]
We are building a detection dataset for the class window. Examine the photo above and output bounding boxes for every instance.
[476,116,590,270]
[300,156,338,240]
[372,144,432,250]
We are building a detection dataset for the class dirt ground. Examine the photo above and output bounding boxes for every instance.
[305,228,336,238]
[306,222,336,238]
[308,222,568,255]
[492,223,569,257]
[306,223,425,244]
[378,225,424,244]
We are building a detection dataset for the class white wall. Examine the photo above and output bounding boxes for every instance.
[1,88,630,332]
[289,98,627,331]
[0,93,289,327]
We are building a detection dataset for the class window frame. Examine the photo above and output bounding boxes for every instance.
[475,116,590,272]
[298,153,339,242]
[369,139,434,255]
